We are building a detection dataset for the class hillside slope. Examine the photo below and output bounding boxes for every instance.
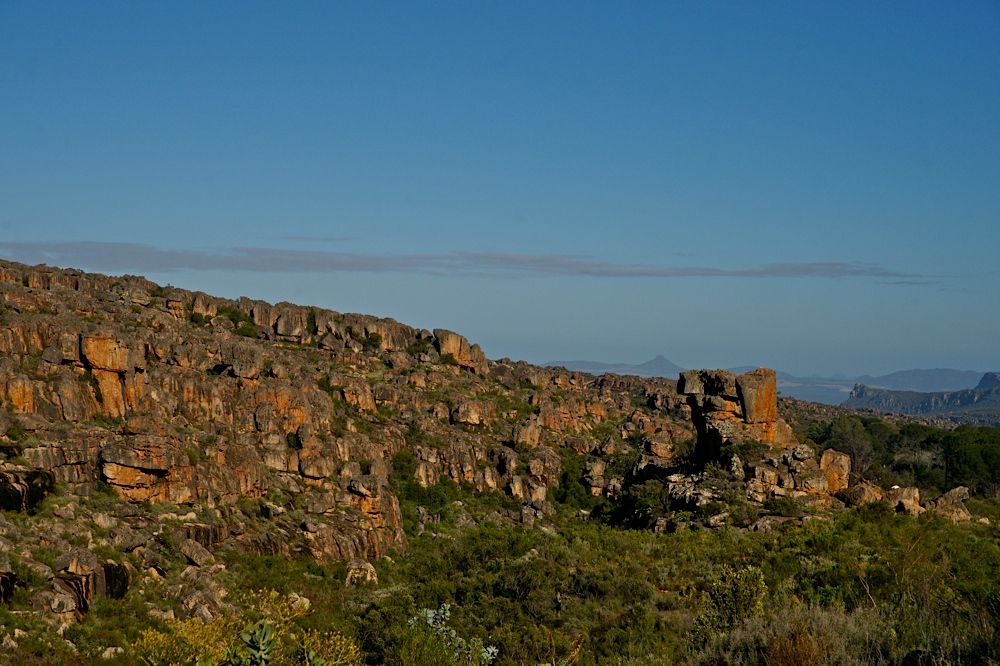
[1,258,998,665]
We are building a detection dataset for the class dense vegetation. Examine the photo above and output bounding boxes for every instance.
[798,414,1000,497]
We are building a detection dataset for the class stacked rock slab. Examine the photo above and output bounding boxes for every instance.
[678,368,796,456]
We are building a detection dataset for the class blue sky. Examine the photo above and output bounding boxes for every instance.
[1,2,998,377]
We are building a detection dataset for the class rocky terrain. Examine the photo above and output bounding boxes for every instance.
[0,258,988,661]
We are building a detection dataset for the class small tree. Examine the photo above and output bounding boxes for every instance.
[689,565,767,649]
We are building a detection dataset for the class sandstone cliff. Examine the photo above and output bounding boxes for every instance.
[0,258,977,633]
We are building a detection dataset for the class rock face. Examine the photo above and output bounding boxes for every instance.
[977,372,1000,390]
[678,368,796,455]
[741,443,850,503]
[433,329,489,376]
[0,258,692,567]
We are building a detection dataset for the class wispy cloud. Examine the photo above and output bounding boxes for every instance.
[0,241,925,282]
[277,235,353,242]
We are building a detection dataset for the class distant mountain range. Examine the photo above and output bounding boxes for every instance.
[544,355,686,379]
[844,373,1000,426]
[854,368,986,393]
[544,357,990,407]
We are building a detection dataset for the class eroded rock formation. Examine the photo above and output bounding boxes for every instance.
[678,368,796,454]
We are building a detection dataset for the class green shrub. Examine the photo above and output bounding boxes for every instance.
[400,604,498,666]
[690,566,767,649]
[133,590,362,666]
[763,497,802,517]
[407,337,433,356]
[218,307,259,338]
[4,418,25,442]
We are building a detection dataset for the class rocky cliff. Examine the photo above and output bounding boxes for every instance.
[0,258,980,633]
[844,378,1000,426]
[0,259,700,565]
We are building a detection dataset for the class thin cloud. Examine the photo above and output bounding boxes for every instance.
[277,235,353,242]
[0,241,925,281]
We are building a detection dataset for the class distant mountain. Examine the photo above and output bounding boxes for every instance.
[754,368,986,406]
[856,368,985,393]
[844,373,1000,426]
[544,355,686,379]
[546,357,991,409]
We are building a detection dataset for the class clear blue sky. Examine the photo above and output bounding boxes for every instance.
[2,2,998,377]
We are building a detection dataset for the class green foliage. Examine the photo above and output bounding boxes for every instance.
[407,337,433,356]
[551,451,604,512]
[345,326,382,352]
[943,425,1000,496]
[286,431,302,451]
[440,353,459,366]
[81,368,104,403]
[720,440,768,464]
[801,415,998,495]
[88,414,125,430]
[186,447,201,466]
[223,619,277,665]
[690,566,767,649]
[21,350,44,375]
[219,307,259,338]
[762,496,802,517]
[401,604,498,666]
[133,590,361,666]
[307,309,318,336]
[362,332,381,351]
[318,376,345,399]
[603,448,641,478]
[4,417,25,442]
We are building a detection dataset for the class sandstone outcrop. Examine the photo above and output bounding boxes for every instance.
[679,368,796,454]
[0,258,688,571]
[433,329,489,376]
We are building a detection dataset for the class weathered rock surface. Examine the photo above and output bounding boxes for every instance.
[679,368,796,454]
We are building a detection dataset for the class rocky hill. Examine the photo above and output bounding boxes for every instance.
[545,355,686,380]
[0,258,993,664]
[855,368,987,393]
[844,373,1000,426]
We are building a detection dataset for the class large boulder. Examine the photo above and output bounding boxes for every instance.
[219,339,263,379]
[926,486,973,522]
[819,450,852,493]
[843,479,884,506]
[432,329,489,375]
